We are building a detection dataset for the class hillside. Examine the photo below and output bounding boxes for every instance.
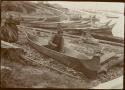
[1,1,67,16]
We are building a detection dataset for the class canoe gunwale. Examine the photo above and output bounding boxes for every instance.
[26,33,102,79]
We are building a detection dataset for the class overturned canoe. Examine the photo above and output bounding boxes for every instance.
[26,33,101,80]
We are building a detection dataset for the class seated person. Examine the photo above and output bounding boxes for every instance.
[48,23,64,52]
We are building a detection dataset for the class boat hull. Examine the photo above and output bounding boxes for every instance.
[26,33,101,80]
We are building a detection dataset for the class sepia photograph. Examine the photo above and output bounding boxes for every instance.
[1,1,124,89]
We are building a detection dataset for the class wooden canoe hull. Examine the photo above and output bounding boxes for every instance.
[23,20,91,29]
[26,33,101,80]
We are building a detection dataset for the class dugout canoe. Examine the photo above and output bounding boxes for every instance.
[26,33,123,79]
[64,23,115,36]
[26,20,91,29]
[26,33,101,80]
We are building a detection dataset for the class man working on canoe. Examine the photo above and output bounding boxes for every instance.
[48,23,64,52]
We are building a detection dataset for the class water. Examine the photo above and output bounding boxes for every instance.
[99,14,124,38]
[112,15,124,38]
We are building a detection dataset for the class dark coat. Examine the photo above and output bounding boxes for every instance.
[48,34,64,52]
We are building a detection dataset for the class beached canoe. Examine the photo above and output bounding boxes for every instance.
[26,33,123,79]
[27,20,90,29]
[26,33,101,80]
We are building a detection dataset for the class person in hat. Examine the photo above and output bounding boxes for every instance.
[48,23,64,52]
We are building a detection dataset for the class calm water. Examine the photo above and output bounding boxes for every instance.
[112,15,124,38]
[97,14,124,38]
